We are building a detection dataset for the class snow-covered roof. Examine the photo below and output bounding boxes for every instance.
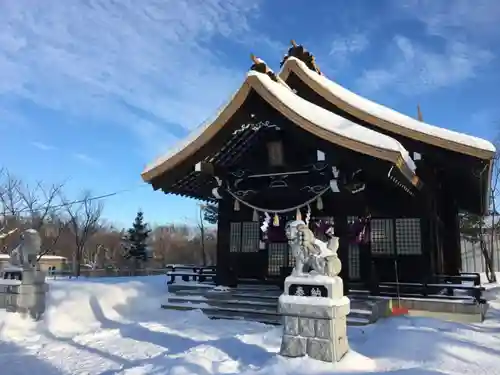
[1,263,22,271]
[280,57,496,160]
[142,70,417,183]
[0,254,67,260]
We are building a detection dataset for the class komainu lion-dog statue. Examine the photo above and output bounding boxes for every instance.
[285,220,342,277]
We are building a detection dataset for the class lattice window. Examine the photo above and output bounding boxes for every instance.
[241,222,260,252]
[396,218,422,255]
[370,219,394,255]
[347,216,357,224]
[349,243,360,280]
[268,243,287,275]
[230,222,241,253]
[288,244,296,268]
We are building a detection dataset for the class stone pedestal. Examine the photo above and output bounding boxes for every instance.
[17,267,48,320]
[0,267,48,320]
[279,275,350,362]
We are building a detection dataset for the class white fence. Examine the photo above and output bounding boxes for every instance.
[461,235,500,273]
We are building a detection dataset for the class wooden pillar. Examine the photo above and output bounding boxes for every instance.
[359,240,371,289]
[441,192,461,275]
[419,186,439,278]
[335,215,350,294]
[419,162,445,276]
[215,198,233,286]
[419,214,434,279]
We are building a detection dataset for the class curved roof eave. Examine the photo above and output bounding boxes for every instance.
[279,57,496,160]
[142,70,418,184]
[141,81,252,182]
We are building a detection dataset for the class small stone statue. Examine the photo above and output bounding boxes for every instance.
[285,220,341,277]
[9,229,41,268]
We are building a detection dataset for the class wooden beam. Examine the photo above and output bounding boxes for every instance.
[194,162,215,175]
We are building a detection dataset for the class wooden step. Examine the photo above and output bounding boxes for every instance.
[210,292,281,301]
[168,296,278,311]
[161,302,371,326]
[168,295,374,314]
[209,311,281,325]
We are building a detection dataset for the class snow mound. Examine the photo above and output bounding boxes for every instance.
[0,275,499,375]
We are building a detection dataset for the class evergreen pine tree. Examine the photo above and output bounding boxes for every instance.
[124,210,151,267]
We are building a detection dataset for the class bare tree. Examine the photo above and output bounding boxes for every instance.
[90,225,126,269]
[37,214,68,261]
[486,149,500,282]
[17,181,66,260]
[150,225,172,267]
[82,244,104,269]
[0,169,22,220]
[0,169,67,259]
[197,204,207,266]
[62,191,103,277]
[16,180,64,230]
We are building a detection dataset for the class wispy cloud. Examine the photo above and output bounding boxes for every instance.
[0,0,275,159]
[396,0,500,41]
[469,109,500,137]
[73,152,100,166]
[357,35,493,94]
[353,1,498,95]
[329,33,369,64]
[31,141,55,151]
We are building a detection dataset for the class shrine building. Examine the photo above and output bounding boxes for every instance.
[141,44,495,293]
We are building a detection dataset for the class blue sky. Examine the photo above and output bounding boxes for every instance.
[1,0,499,228]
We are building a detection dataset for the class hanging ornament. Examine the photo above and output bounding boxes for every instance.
[316,196,323,211]
[273,213,280,227]
[252,209,259,222]
[261,212,271,233]
[234,199,240,211]
[296,208,302,221]
[305,204,311,227]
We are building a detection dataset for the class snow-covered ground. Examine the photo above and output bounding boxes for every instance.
[0,276,500,375]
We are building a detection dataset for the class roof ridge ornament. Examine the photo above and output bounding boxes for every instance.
[417,104,423,122]
[280,40,322,75]
[250,53,291,88]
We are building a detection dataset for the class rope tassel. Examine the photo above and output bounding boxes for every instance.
[234,199,240,211]
[296,208,302,221]
[252,209,259,222]
[261,212,271,233]
[316,196,323,210]
[305,205,311,227]
[273,213,280,227]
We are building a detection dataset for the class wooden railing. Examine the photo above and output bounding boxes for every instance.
[50,268,172,279]
[370,272,485,304]
[166,265,217,284]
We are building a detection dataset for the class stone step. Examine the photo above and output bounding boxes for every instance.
[161,302,371,326]
[217,292,281,301]
[169,295,375,314]
[345,316,370,326]
[209,311,281,325]
[228,286,282,293]
[167,291,378,321]
[168,282,281,293]
[167,283,214,292]
[169,285,282,297]
[168,296,278,311]
[349,308,372,316]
